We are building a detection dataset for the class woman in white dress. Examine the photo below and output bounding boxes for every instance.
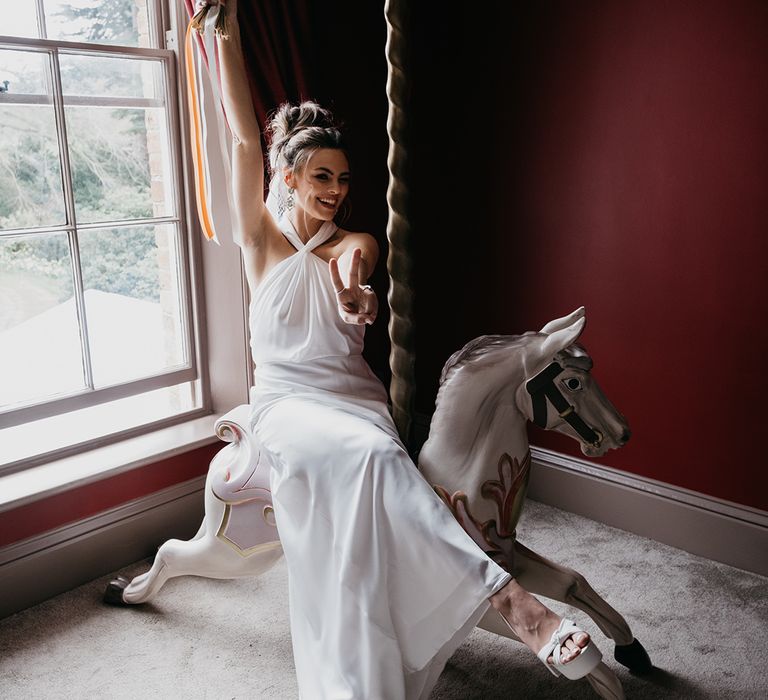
[212,1,602,696]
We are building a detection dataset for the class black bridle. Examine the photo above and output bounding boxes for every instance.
[525,361,602,446]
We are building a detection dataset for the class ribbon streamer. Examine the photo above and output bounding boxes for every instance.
[185,5,234,244]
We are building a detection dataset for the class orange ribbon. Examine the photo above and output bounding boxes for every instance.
[185,20,218,242]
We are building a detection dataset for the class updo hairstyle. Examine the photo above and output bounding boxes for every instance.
[265,100,349,180]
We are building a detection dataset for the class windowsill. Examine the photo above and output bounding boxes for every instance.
[0,413,224,514]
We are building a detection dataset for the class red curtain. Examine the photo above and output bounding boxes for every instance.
[183,0,315,126]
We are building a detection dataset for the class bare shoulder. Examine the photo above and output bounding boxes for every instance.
[335,229,379,263]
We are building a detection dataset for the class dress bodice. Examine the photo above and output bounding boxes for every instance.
[248,214,365,365]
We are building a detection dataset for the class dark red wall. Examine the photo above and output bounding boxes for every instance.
[0,444,217,548]
[411,1,768,509]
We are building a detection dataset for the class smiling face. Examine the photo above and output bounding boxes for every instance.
[285,148,350,222]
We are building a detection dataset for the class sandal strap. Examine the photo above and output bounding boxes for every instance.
[536,618,584,672]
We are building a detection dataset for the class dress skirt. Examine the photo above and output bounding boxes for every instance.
[250,356,512,699]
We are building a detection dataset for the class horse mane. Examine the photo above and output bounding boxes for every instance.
[439,333,536,386]
[439,334,594,387]
[555,342,593,371]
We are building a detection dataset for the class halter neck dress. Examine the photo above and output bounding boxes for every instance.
[248,213,512,699]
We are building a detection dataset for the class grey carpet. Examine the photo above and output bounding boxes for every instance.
[1,500,766,699]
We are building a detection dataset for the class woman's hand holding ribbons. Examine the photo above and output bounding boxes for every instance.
[195,0,228,10]
[194,0,235,19]
[192,0,235,36]
[329,248,378,326]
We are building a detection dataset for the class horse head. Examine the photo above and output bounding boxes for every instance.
[418,307,629,571]
[517,306,630,458]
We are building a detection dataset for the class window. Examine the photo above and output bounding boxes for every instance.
[0,1,210,472]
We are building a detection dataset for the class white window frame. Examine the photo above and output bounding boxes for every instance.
[0,0,252,478]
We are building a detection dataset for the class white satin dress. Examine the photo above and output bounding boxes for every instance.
[248,213,512,699]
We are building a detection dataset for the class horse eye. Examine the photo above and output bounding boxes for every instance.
[563,377,582,391]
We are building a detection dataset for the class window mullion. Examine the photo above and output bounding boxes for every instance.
[153,34,196,396]
[49,47,96,391]
[78,215,180,230]
[149,0,165,51]
[34,0,47,39]
[0,366,197,431]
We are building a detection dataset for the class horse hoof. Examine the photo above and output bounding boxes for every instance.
[614,638,653,674]
[103,575,131,606]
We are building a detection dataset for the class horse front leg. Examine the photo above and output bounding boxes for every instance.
[585,662,626,700]
[513,540,652,674]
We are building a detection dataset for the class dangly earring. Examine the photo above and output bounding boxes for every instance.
[286,187,295,210]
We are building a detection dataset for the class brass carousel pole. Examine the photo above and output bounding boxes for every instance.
[384,0,415,448]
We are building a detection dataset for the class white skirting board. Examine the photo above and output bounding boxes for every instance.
[527,446,768,577]
[0,477,206,619]
[1,440,766,619]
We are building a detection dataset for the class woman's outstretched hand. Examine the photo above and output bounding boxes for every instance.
[195,0,231,8]
[329,248,378,326]
[194,0,236,17]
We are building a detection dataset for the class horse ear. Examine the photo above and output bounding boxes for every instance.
[538,315,586,361]
[539,306,585,335]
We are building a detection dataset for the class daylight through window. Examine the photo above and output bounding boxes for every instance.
[0,1,201,467]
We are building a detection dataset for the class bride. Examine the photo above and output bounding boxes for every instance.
[199,1,602,696]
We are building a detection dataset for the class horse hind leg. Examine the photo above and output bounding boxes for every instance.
[513,541,652,674]
[123,538,199,604]
[105,535,205,606]
[105,525,223,606]
[106,527,284,606]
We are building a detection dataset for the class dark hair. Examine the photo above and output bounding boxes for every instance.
[265,100,349,178]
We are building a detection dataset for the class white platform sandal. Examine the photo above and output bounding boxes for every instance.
[535,617,602,679]
[499,612,602,680]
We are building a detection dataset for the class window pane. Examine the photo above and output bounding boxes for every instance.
[60,53,164,101]
[43,0,153,48]
[0,50,66,229]
[0,233,86,409]
[65,105,174,222]
[79,223,186,387]
[60,55,173,223]
[2,2,40,40]
[0,48,51,95]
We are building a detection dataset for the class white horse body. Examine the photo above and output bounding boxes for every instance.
[418,333,533,565]
[107,308,649,698]
[417,308,643,698]
[119,407,284,605]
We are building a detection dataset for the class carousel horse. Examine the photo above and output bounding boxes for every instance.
[105,307,650,698]
[418,306,651,698]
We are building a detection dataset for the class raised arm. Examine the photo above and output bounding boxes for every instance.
[215,0,273,253]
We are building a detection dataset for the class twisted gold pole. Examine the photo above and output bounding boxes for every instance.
[384,0,415,448]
